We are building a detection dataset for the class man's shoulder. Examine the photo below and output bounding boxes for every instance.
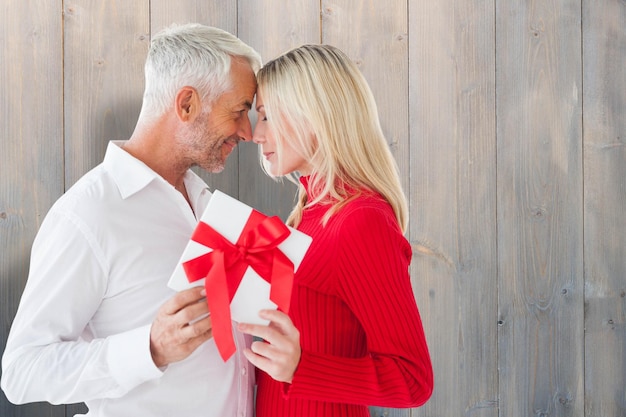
[52,164,118,215]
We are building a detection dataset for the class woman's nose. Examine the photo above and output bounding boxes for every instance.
[252,124,265,144]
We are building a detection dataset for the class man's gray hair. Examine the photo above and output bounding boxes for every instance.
[140,23,262,119]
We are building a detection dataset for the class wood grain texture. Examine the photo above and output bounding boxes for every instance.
[237,0,320,219]
[150,0,236,33]
[0,1,624,416]
[408,1,498,416]
[63,1,149,188]
[582,1,626,416]
[496,1,584,416]
[0,1,65,416]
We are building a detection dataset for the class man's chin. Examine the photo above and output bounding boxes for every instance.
[205,164,226,173]
[194,161,226,173]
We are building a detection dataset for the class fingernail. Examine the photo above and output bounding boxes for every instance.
[200,289,206,296]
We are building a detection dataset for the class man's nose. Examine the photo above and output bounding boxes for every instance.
[238,116,253,142]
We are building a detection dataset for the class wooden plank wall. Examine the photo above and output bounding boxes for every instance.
[1,1,66,416]
[1,1,624,416]
[409,1,498,417]
[582,1,626,416]
[496,2,585,417]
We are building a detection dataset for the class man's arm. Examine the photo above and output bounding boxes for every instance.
[1,211,162,404]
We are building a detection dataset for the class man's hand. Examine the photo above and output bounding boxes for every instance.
[150,287,213,368]
[237,310,301,383]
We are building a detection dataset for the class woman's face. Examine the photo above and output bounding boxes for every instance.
[252,91,311,176]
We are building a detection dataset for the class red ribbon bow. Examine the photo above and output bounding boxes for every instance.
[182,210,294,361]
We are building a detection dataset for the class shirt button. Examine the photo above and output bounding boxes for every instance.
[241,367,247,376]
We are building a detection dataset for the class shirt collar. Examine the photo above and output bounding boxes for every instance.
[102,140,161,199]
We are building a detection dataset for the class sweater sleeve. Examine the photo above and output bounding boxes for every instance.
[286,203,433,407]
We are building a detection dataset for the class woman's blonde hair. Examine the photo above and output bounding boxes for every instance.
[256,44,408,232]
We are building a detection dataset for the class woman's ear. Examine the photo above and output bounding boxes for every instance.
[175,86,200,122]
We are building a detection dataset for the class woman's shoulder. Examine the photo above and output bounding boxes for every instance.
[339,191,394,217]
[329,192,400,236]
[331,192,412,265]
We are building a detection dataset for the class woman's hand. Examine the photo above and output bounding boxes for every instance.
[237,309,301,383]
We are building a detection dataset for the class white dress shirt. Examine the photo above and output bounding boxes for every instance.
[1,141,254,417]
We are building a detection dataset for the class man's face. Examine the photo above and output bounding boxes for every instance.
[182,58,257,173]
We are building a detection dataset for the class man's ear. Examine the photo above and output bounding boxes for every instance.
[175,86,200,122]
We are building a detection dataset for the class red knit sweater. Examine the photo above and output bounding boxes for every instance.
[255,178,433,417]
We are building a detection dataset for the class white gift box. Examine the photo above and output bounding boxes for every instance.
[168,190,312,325]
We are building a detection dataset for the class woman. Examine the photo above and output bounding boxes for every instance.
[238,44,433,417]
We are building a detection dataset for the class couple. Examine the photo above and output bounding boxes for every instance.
[1,24,433,417]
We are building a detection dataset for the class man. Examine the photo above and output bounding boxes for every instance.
[1,23,261,417]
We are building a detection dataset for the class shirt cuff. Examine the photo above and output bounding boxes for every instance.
[107,324,163,391]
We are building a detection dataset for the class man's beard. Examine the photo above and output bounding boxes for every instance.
[179,116,232,173]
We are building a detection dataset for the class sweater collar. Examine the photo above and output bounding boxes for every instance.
[299,175,372,204]
[299,175,323,202]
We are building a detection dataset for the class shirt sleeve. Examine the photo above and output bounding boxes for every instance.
[286,203,433,407]
[1,208,163,405]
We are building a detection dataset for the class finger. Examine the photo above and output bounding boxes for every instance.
[175,298,209,325]
[237,322,279,343]
[239,322,298,354]
[175,327,214,359]
[162,286,206,315]
[250,338,274,356]
[181,314,213,340]
[258,309,293,330]
[243,347,272,371]
[244,341,298,383]
[244,341,283,367]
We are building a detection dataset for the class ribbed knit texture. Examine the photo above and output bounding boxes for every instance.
[256,177,433,417]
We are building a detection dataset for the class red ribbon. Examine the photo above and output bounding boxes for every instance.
[182,210,294,361]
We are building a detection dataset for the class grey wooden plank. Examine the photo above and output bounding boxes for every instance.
[370,406,412,417]
[63,0,149,188]
[408,1,498,416]
[582,1,626,416]
[151,0,236,33]
[0,1,65,416]
[496,1,584,416]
